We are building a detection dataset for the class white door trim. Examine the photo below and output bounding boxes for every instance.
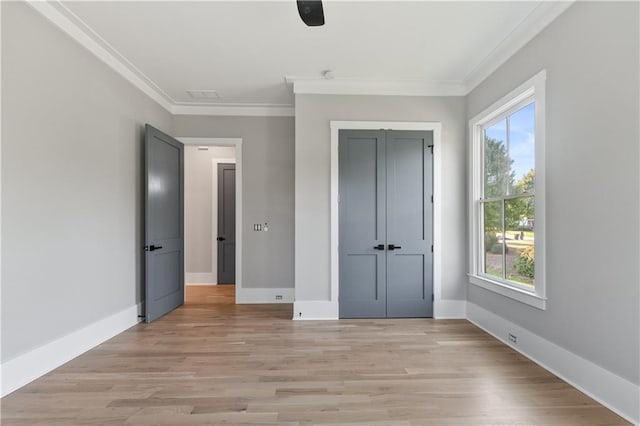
[329,121,444,317]
[178,138,242,302]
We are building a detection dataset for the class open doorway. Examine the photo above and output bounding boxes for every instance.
[179,137,243,304]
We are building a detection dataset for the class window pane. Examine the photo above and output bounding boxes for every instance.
[483,200,503,279]
[505,196,535,286]
[483,119,509,198]
[508,102,535,195]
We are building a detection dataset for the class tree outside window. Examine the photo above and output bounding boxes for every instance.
[481,102,535,287]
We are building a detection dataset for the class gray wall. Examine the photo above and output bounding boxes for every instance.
[174,116,295,289]
[467,1,639,384]
[184,145,236,278]
[294,95,467,302]
[1,2,173,362]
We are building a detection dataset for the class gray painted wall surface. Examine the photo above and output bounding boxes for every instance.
[1,2,173,361]
[174,116,295,289]
[184,145,236,276]
[467,1,639,384]
[294,95,467,302]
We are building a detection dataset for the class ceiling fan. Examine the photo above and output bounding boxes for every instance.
[297,0,325,26]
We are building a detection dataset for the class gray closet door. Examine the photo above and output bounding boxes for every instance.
[217,163,236,284]
[339,129,433,319]
[386,131,433,318]
[339,130,387,318]
[144,124,184,323]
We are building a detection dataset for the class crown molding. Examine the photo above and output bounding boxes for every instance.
[286,77,467,97]
[26,0,294,117]
[171,103,294,117]
[27,0,175,112]
[463,1,575,93]
[287,2,574,98]
[28,0,574,115]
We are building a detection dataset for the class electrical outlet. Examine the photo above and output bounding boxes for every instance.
[508,333,517,344]
[275,295,283,300]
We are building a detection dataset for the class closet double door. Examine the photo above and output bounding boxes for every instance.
[339,130,433,318]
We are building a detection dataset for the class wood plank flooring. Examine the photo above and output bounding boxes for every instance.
[1,285,629,425]
[185,284,236,305]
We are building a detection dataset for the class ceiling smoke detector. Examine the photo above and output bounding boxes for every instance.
[186,90,220,99]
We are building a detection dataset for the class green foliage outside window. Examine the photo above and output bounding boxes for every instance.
[483,137,535,233]
[515,246,535,278]
[482,136,535,285]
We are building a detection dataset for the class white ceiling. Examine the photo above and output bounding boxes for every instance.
[41,1,572,115]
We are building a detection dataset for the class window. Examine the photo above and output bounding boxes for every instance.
[469,70,546,310]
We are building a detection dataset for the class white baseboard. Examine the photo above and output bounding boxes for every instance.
[434,299,467,319]
[185,272,216,285]
[0,303,142,397]
[293,300,339,320]
[467,302,640,425]
[235,287,294,304]
[292,300,464,320]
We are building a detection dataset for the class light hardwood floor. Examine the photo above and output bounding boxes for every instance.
[185,284,236,305]
[1,285,628,425]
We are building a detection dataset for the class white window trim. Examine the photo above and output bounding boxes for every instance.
[468,70,547,310]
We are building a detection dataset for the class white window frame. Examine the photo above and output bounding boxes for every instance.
[468,70,547,310]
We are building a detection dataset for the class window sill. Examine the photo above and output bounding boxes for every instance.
[468,274,547,310]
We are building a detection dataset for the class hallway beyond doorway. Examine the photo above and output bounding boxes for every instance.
[186,284,235,305]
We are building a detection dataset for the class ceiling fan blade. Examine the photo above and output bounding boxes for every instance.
[297,1,325,27]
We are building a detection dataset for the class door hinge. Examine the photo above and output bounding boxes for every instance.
[431,195,433,203]
[432,294,434,301]
[428,144,434,154]
[431,245,434,252]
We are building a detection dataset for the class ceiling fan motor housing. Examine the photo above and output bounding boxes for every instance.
[297,1,325,27]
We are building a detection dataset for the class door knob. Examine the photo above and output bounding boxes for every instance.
[373,244,385,250]
[388,244,402,250]
[145,245,163,252]
[217,237,226,241]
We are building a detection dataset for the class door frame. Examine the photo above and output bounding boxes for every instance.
[178,137,243,302]
[330,121,444,317]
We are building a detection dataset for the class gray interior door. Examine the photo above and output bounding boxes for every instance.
[339,129,433,318]
[144,124,184,323]
[385,131,433,317]
[217,163,236,284]
[339,131,387,318]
